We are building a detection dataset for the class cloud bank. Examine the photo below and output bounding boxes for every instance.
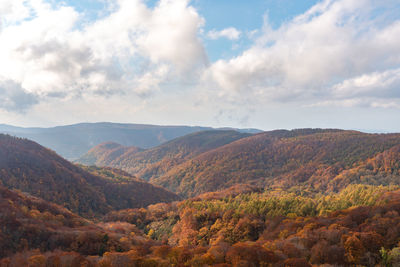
[0,0,206,112]
[0,0,399,121]
[204,0,400,108]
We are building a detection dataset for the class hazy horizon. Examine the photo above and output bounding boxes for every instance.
[1,0,400,132]
[1,120,397,134]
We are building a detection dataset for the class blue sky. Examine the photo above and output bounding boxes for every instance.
[0,0,400,131]
[198,0,319,61]
[63,0,320,62]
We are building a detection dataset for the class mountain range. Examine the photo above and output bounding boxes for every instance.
[77,130,252,180]
[2,126,400,266]
[78,128,400,197]
[0,122,261,160]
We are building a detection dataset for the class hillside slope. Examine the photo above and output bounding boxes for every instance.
[0,123,261,160]
[101,183,400,266]
[77,142,143,166]
[151,129,400,197]
[0,185,92,258]
[77,130,251,180]
[2,129,400,266]
[0,134,179,217]
[0,185,165,260]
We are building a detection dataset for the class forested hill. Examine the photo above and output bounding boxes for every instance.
[2,130,400,266]
[150,129,400,197]
[77,142,144,166]
[0,185,95,258]
[0,184,168,261]
[100,184,400,266]
[0,123,213,160]
[0,123,261,160]
[0,134,179,217]
[77,130,251,180]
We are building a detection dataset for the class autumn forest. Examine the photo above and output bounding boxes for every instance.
[1,127,400,266]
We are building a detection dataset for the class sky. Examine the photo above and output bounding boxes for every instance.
[0,0,400,132]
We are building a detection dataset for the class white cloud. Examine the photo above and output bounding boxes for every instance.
[207,27,241,40]
[0,0,30,26]
[203,0,400,108]
[1,0,400,129]
[332,68,400,99]
[307,98,400,109]
[0,79,39,112]
[0,0,207,112]
[137,0,207,71]
[308,68,400,108]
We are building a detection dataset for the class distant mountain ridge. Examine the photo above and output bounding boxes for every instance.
[0,122,262,160]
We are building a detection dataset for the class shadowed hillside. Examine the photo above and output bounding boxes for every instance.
[0,134,179,217]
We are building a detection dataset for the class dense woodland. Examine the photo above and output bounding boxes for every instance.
[0,134,179,217]
[78,129,400,197]
[77,130,250,180]
[1,129,400,266]
[3,184,400,266]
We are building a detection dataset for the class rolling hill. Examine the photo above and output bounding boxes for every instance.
[0,185,96,258]
[101,183,400,266]
[2,129,400,266]
[149,129,400,197]
[77,130,252,180]
[0,184,168,261]
[0,123,212,160]
[0,123,261,160]
[77,142,144,166]
[0,134,179,217]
